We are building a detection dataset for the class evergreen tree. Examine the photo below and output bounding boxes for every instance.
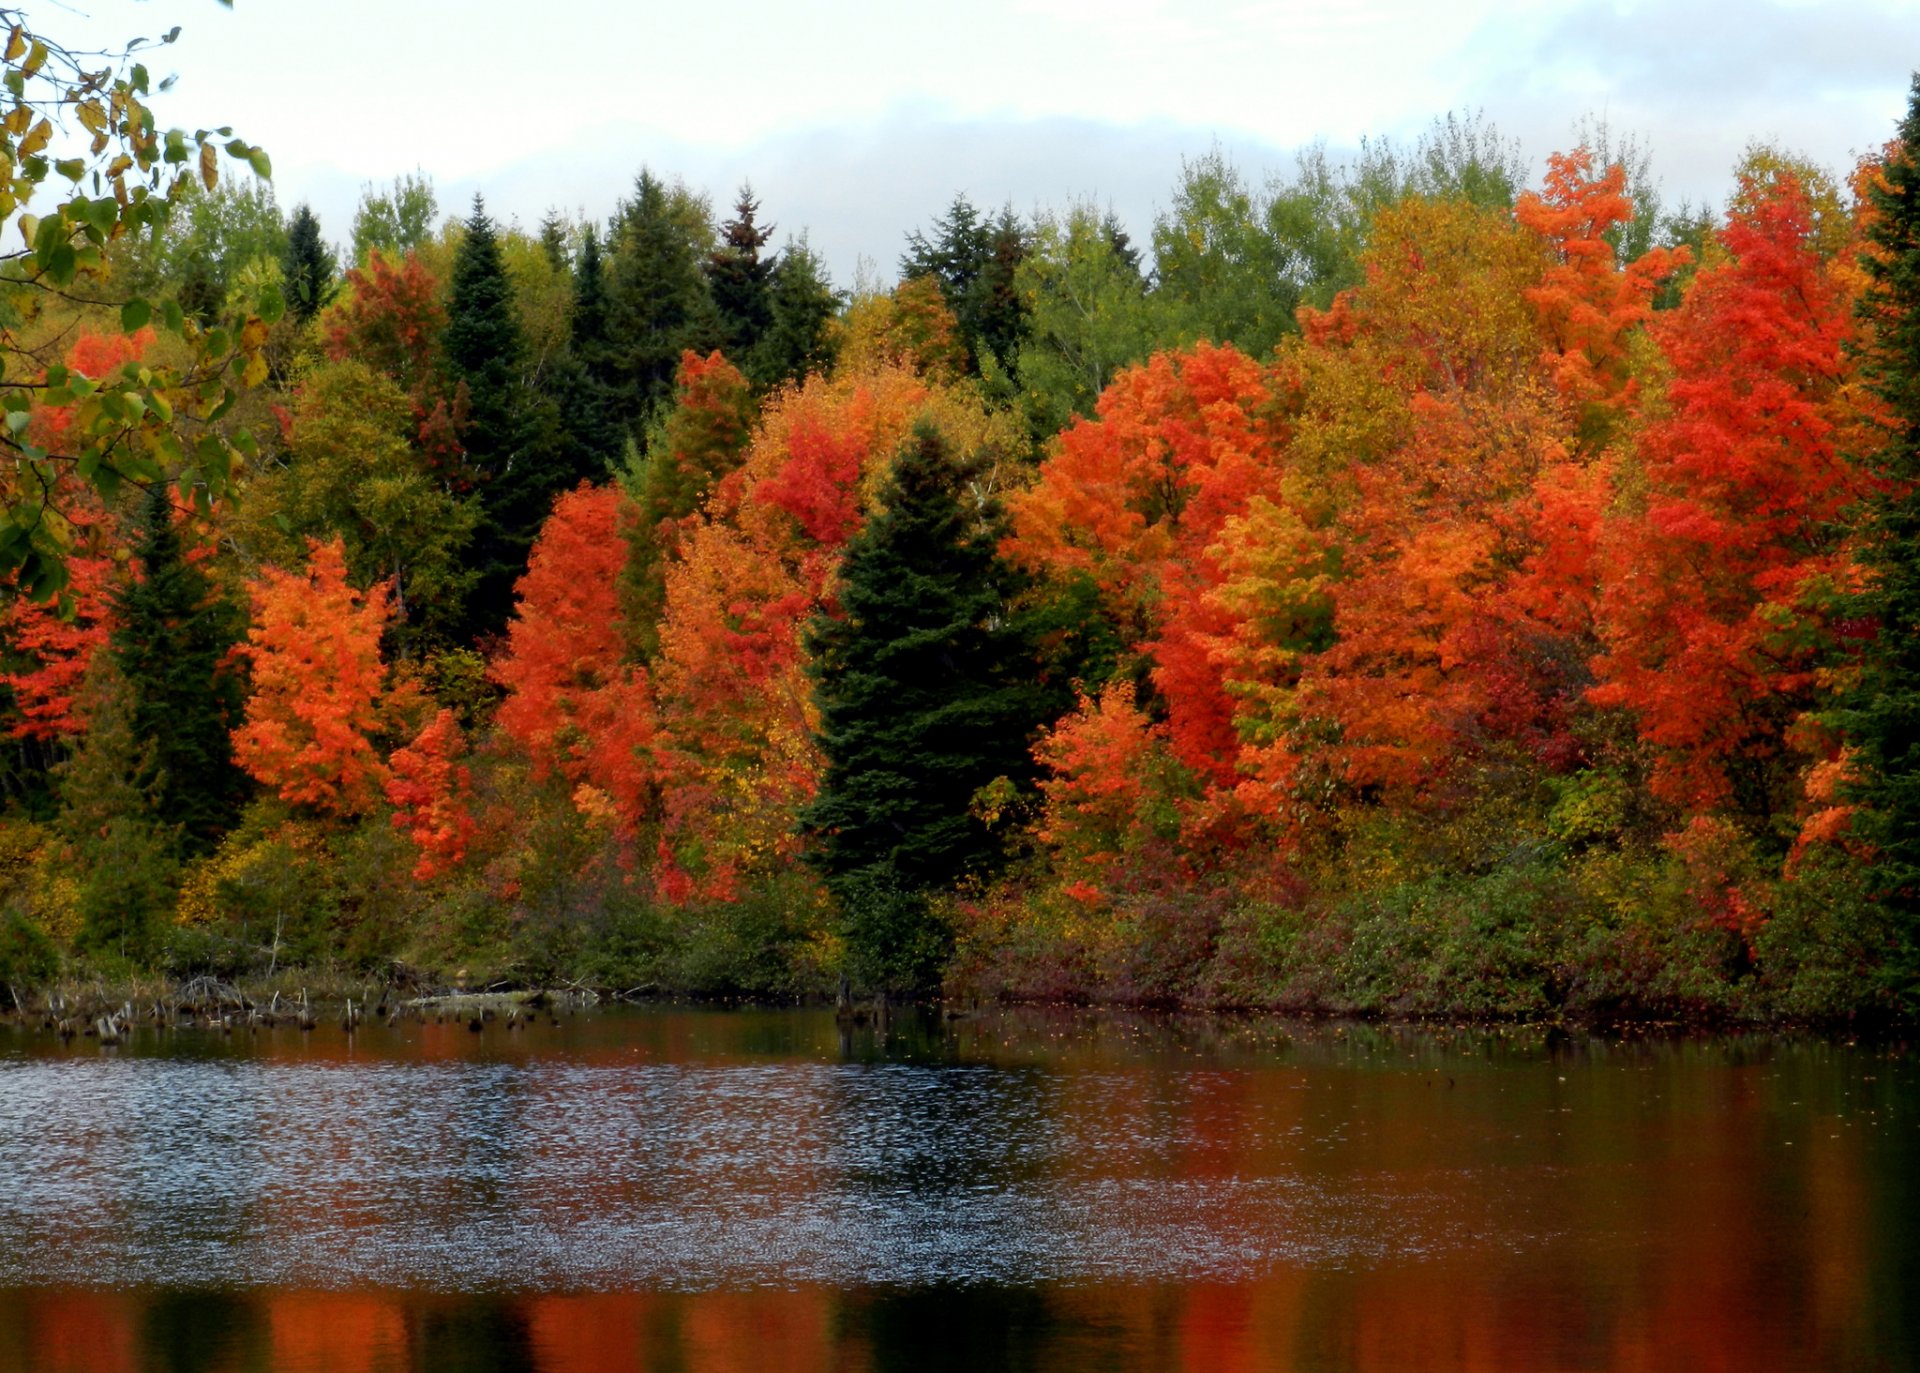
[56,656,177,963]
[605,169,718,437]
[556,224,622,479]
[537,208,571,272]
[802,423,1046,990]
[280,202,337,325]
[109,485,246,854]
[444,194,553,637]
[707,183,776,362]
[901,195,1030,372]
[1838,74,1920,1004]
[752,236,841,388]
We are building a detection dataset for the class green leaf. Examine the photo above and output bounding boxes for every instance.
[256,281,284,325]
[53,158,84,182]
[42,242,75,285]
[121,297,151,331]
[247,147,271,180]
[5,409,29,437]
[160,299,184,333]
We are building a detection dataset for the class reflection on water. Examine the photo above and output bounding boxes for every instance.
[0,1008,1916,1370]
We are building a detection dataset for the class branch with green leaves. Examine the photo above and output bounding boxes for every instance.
[0,5,278,604]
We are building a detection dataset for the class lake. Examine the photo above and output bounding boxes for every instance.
[0,1005,1915,1371]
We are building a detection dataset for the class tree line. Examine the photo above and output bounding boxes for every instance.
[0,11,1916,1020]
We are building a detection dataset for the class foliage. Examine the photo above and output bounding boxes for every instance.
[386,708,476,880]
[232,537,396,817]
[350,171,438,265]
[0,7,277,600]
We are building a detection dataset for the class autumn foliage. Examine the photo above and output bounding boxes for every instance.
[232,538,395,817]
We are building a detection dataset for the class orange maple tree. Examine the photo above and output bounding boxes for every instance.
[232,537,395,817]
[1589,172,1867,815]
[386,708,477,880]
[494,483,660,827]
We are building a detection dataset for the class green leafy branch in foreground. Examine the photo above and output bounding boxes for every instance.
[0,4,277,605]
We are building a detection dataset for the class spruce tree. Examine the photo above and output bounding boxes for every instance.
[901,197,1032,373]
[557,224,622,475]
[605,169,717,436]
[445,194,556,636]
[109,484,246,854]
[801,422,1046,990]
[707,184,775,362]
[1839,73,1920,1003]
[280,203,336,324]
[753,237,841,389]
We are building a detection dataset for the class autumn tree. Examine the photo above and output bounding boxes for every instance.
[252,359,478,647]
[386,709,477,880]
[0,8,276,601]
[232,538,395,818]
[624,350,758,655]
[494,484,658,827]
[1589,172,1865,824]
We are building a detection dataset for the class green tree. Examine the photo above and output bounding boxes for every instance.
[605,169,718,435]
[350,171,439,264]
[901,195,1030,372]
[281,202,337,325]
[708,183,775,361]
[110,485,246,854]
[248,359,478,649]
[123,177,287,325]
[557,223,623,475]
[1151,148,1299,357]
[1836,74,1920,1007]
[444,194,567,636]
[55,655,177,963]
[752,235,841,388]
[1013,203,1156,436]
[802,422,1046,991]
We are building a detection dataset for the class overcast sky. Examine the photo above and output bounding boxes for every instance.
[56,0,1920,283]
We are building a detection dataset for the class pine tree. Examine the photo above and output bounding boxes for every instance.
[280,202,336,325]
[707,184,775,362]
[109,485,245,854]
[1839,75,1920,1002]
[801,422,1045,990]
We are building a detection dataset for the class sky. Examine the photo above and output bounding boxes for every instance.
[49,0,1920,283]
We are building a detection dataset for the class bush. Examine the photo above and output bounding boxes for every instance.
[0,905,57,988]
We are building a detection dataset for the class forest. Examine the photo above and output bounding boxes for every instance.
[1,19,1917,1022]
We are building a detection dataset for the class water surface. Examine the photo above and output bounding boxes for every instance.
[1,1006,1915,1370]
